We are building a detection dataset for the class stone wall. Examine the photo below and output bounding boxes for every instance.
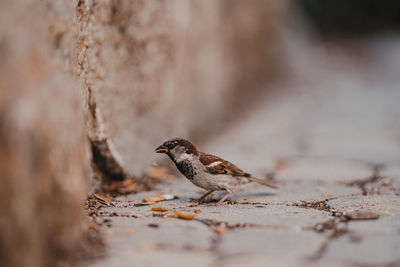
[0,0,286,266]
[0,1,89,266]
[76,0,286,177]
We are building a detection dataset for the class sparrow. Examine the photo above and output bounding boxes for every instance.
[155,138,277,205]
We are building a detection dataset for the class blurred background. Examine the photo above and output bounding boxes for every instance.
[1,0,400,266]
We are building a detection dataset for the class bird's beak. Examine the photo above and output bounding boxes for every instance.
[155,145,168,153]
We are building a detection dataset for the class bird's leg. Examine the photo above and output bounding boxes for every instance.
[215,190,231,205]
[197,190,214,204]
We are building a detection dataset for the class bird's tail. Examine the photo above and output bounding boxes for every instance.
[247,177,278,189]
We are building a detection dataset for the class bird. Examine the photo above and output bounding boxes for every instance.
[155,138,277,205]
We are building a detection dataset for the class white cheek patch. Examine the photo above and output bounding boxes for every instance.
[176,153,195,162]
[207,161,222,167]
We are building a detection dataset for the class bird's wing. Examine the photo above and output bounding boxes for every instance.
[199,152,249,177]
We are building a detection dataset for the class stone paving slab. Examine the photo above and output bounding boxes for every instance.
[84,172,399,267]
[219,229,325,267]
[323,233,400,266]
[83,39,400,266]
[84,155,399,267]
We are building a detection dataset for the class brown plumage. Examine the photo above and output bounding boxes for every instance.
[200,152,248,176]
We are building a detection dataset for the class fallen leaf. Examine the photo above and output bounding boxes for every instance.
[315,187,327,192]
[148,223,159,228]
[174,211,196,220]
[93,194,112,204]
[345,210,379,220]
[143,196,166,203]
[194,209,202,214]
[143,194,177,203]
[151,207,170,212]
[107,178,139,195]
[128,199,135,202]
[321,194,334,198]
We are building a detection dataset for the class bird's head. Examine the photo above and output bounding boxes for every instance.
[155,138,198,162]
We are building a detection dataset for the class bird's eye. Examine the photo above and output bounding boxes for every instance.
[165,142,174,149]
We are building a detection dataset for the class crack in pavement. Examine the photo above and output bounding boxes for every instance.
[306,218,349,262]
[346,164,386,195]
[289,198,351,262]
[292,197,381,262]
[290,199,343,217]
[194,217,288,267]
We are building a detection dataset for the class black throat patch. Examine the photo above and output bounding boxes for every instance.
[174,160,195,180]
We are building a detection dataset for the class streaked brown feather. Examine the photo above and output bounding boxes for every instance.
[199,152,247,176]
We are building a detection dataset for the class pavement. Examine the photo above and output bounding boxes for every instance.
[82,36,400,267]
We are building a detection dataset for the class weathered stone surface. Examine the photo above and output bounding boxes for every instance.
[329,195,400,216]
[0,1,89,267]
[76,0,286,177]
[219,229,325,267]
[322,233,400,266]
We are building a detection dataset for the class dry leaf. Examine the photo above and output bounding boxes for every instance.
[93,194,112,204]
[143,196,166,203]
[151,207,170,212]
[345,211,379,220]
[315,187,327,192]
[321,194,334,198]
[143,194,176,203]
[194,209,202,214]
[107,178,138,195]
[174,211,196,220]
[118,184,138,194]
[128,200,135,202]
